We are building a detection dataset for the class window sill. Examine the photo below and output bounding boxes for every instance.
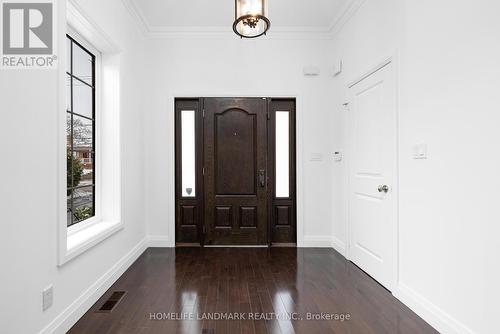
[59,220,123,266]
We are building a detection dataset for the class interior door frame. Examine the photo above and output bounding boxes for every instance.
[174,96,298,246]
[345,55,400,291]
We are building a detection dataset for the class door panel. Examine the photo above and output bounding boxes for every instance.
[215,109,256,195]
[204,98,268,245]
[349,62,396,290]
[215,206,232,228]
[240,207,257,227]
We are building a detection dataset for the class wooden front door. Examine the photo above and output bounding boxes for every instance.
[175,97,296,246]
[203,98,268,245]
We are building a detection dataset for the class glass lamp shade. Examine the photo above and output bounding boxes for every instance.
[233,0,270,38]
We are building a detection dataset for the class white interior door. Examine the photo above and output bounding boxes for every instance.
[348,62,397,290]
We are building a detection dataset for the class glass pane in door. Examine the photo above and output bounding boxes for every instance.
[181,110,196,197]
[275,111,290,198]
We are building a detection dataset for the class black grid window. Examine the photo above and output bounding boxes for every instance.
[66,35,96,227]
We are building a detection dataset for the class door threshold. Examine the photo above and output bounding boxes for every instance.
[176,243,202,247]
[271,243,297,247]
[204,245,269,248]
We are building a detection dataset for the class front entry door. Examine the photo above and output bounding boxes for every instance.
[348,62,397,290]
[203,98,268,245]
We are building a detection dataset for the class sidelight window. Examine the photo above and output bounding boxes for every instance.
[275,111,290,198]
[66,35,96,227]
[181,110,196,197]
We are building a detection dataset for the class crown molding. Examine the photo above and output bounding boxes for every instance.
[121,0,150,35]
[120,0,366,40]
[327,0,367,37]
[67,0,121,53]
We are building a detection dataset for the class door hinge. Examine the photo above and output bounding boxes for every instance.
[202,167,205,176]
[202,109,205,118]
[267,111,270,120]
[203,225,206,234]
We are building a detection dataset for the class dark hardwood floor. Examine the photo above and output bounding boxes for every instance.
[69,248,438,334]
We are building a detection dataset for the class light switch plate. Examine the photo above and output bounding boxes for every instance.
[42,285,53,311]
[310,153,323,162]
[412,144,428,159]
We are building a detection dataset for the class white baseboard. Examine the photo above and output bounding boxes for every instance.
[39,237,148,334]
[393,283,476,334]
[301,235,332,247]
[147,235,171,247]
[331,236,347,256]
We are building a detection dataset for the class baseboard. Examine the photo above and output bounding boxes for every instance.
[331,236,347,256]
[301,235,332,247]
[393,283,476,334]
[39,237,148,334]
[147,235,171,247]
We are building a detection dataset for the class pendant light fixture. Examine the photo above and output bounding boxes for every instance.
[233,0,270,38]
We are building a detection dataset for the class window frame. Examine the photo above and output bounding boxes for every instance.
[66,29,103,236]
[59,4,123,266]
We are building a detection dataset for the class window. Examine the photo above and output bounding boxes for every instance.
[59,9,122,265]
[181,110,196,197]
[275,111,290,198]
[66,35,96,227]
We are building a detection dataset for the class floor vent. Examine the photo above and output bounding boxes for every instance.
[96,291,126,313]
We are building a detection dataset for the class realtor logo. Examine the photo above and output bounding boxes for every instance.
[1,0,57,69]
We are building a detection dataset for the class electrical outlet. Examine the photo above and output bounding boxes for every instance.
[42,285,53,311]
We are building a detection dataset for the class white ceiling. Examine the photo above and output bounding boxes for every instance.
[129,0,351,31]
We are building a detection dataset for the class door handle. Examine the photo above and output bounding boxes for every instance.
[378,185,390,193]
[259,169,266,188]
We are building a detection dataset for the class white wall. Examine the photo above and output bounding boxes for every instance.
[329,0,499,333]
[0,1,147,333]
[143,37,335,246]
[397,1,499,333]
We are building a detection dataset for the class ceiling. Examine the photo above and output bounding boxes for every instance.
[127,0,352,32]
